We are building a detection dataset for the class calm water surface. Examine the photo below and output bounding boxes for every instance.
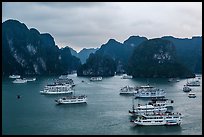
[2,74,202,135]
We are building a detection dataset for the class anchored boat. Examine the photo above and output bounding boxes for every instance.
[133,112,182,126]
[55,95,87,104]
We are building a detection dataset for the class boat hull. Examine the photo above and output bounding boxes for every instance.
[40,91,73,94]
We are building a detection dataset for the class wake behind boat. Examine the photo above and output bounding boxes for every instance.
[55,95,87,104]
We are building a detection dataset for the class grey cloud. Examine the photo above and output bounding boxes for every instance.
[2,2,202,52]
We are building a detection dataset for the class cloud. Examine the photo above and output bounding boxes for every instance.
[2,2,202,52]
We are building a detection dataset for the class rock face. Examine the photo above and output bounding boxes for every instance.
[77,53,116,77]
[161,36,202,73]
[2,19,81,75]
[95,37,147,74]
[127,38,195,78]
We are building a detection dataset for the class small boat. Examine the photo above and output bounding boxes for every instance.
[188,93,196,98]
[133,112,182,126]
[55,95,87,104]
[9,75,21,79]
[17,95,21,99]
[90,77,102,81]
[183,85,191,92]
[176,79,180,82]
[13,78,27,83]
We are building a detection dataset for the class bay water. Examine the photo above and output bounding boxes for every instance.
[2,74,202,135]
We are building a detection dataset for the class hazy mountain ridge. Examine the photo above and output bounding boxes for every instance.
[2,19,201,77]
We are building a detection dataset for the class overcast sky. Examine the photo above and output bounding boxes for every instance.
[2,2,202,52]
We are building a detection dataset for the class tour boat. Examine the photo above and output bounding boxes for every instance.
[9,75,21,79]
[121,74,133,79]
[119,86,139,95]
[133,112,182,126]
[186,79,200,86]
[183,85,191,92]
[148,98,174,108]
[54,77,75,86]
[129,104,168,116]
[55,95,87,104]
[90,77,102,81]
[40,83,73,94]
[13,78,27,83]
[134,85,166,98]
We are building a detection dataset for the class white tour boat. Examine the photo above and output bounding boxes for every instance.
[133,112,182,126]
[129,104,167,116]
[148,98,174,108]
[186,79,200,86]
[90,77,102,81]
[40,83,73,94]
[9,75,21,79]
[183,85,191,92]
[121,74,133,79]
[134,85,166,98]
[188,93,196,98]
[55,95,87,104]
[13,78,27,83]
[54,77,75,86]
[119,86,140,95]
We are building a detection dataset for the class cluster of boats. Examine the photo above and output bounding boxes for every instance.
[9,75,36,83]
[123,76,202,126]
[182,78,201,98]
[40,75,87,105]
[129,96,182,126]
[120,85,166,98]
[119,83,182,126]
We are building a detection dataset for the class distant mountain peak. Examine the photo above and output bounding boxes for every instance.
[107,39,120,44]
